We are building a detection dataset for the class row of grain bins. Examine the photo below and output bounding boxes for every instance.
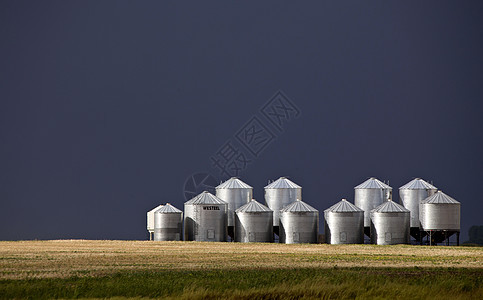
[146,176,460,245]
[147,177,318,243]
[324,177,461,245]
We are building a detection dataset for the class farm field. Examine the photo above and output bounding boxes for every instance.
[0,240,482,299]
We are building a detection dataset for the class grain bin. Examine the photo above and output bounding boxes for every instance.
[354,177,392,234]
[154,203,183,241]
[184,191,227,242]
[399,178,437,239]
[265,177,302,231]
[216,177,253,239]
[324,199,364,244]
[420,191,460,231]
[279,199,319,244]
[370,200,410,245]
[147,204,164,240]
[234,199,273,243]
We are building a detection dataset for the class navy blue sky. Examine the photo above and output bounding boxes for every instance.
[1,1,482,240]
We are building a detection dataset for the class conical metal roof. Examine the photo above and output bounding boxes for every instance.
[216,177,252,189]
[399,178,437,190]
[148,204,164,213]
[265,177,302,189]
[281,199,318,212]
[421,191,459,204]
[185,191,227,205]
[371,200,409,213]
[155,203,182,213]
[236,199,272,213]
[324,199,363,213]
[354,177,392,190]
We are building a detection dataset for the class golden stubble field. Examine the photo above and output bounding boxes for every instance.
[0,240,481,280]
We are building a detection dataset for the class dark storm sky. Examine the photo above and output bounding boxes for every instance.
[1,1,482,241]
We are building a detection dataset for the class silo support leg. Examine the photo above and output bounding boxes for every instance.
[457,232,460,246]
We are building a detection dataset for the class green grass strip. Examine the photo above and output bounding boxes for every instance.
[0,267,481,299]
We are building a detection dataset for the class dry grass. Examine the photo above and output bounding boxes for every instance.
[0,240,481,279]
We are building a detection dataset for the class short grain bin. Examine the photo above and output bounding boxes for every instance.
[279,199,319,244]
[184,191,227,242]
[154,203,183,241]
[324,199,364,244]
[234,199,273,243]
[420,191,460,231]
[419,191,461,245]
[370,200,410,245]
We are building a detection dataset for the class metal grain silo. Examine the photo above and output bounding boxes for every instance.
[399,178,437,240]
[420,191,460,231]
[370,200,410,245]
[279,199,319,244]
[264,177,302,232]
[147,204,164,240]
[184,191,227,242]
[154,203,183,241]
[234,199,273,243]
[216,177,253,239]
[354,177,392,235]
[324,199,364,244]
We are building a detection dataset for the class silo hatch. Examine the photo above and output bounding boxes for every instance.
[385,232,392,242]
[340,232,347,242]
[207,229,215,239]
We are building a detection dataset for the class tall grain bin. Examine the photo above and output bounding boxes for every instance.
[420,191,460,245]
[234,199,273,243]
[154,203,183,241]
[265,177,302,234]
[399,178,437,240]
[324,199,364,244]
[279,199,319,244]
[147,204,164,240]
[370,200,410,245]
[216,177,253,239]
[184,191,227,242]
[354,177,392,236]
